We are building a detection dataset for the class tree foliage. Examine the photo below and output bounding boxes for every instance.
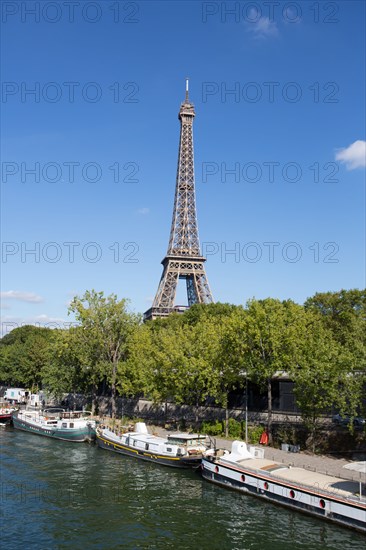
[0,325,55,389]
[68,290,141,416]
[0,289,364,446]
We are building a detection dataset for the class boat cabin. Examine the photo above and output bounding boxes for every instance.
[104,424,208,458]
[167,433,207,454]
[167,433,206,445]
[120,432,183,456]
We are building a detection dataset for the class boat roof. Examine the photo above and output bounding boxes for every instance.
[224,457,363,499]
[104,428,168,445]
[103,428,205,447]
[131,433,167,444]
[275,467,358,495]
[167,433,206,440]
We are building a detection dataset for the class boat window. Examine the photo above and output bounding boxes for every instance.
[133,440,136,446]
[62,422,67,428]
[145,443,149,450]
[70,422,74,428]
[167,447,172,452]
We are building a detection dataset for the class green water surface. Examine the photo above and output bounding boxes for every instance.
[1,428,364,549]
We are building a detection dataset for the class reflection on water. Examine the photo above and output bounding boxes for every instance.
[1,428,365,550]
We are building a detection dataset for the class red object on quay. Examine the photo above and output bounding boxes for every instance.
[259,431,269,445]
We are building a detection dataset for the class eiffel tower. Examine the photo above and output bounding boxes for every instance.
[144,80,214,321]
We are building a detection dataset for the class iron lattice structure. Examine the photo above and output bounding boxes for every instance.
[144,81,214,321]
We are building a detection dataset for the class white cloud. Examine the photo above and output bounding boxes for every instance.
[246,10,279,39]
[34,314,66,323]
[335,140,366,170]
[137,207,150,215]
[0,290,44,303]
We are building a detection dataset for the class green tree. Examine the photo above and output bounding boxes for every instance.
[181,302,241,326]
[128,319,221,424]
[240,299,304,443]
[304,289,366,423]
[212,310,248,436]
[0,325,55,389]
[116,322,152,401]
[305,289,366,355]
[167,320,221,423]
[42,327,90,399]
[289,309,359,449]
[143,323,190,405]
[69,290,141,417]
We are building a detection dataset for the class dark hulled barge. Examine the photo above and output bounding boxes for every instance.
[201,441,366,534]
[97,422,211,468]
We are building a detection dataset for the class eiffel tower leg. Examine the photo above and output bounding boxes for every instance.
[195,273,214,304]
[152,262,179,309]
[186,276,198,306]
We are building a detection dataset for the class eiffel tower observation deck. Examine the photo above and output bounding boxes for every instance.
[144,80,214,321]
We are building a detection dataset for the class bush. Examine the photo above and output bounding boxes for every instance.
[201,420,224,436]
[247,425,264,444]
[200,419,269,444]
[275,424,298,446]
[228,418,242,438]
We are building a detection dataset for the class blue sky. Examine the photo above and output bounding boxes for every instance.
[1,0,365,333]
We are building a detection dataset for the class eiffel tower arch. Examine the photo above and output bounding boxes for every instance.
[144,80,214,321]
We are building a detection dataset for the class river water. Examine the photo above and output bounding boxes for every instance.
[1,428,364,549]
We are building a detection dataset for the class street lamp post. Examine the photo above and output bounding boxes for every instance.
[245,371,248,444]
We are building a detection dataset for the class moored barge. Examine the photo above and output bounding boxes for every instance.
[201,441,366,533]
[0,404,17,424]
[12,408,96,442]
[97,422,212,468]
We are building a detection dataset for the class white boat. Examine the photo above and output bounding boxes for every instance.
[201,441,366,533]
[97,422,211,468]
[12,408,96,442]
[0,404,17,423]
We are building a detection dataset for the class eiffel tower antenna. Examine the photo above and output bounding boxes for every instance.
[144,80,214,321]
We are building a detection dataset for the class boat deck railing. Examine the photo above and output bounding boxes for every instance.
[18,409,92,424]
